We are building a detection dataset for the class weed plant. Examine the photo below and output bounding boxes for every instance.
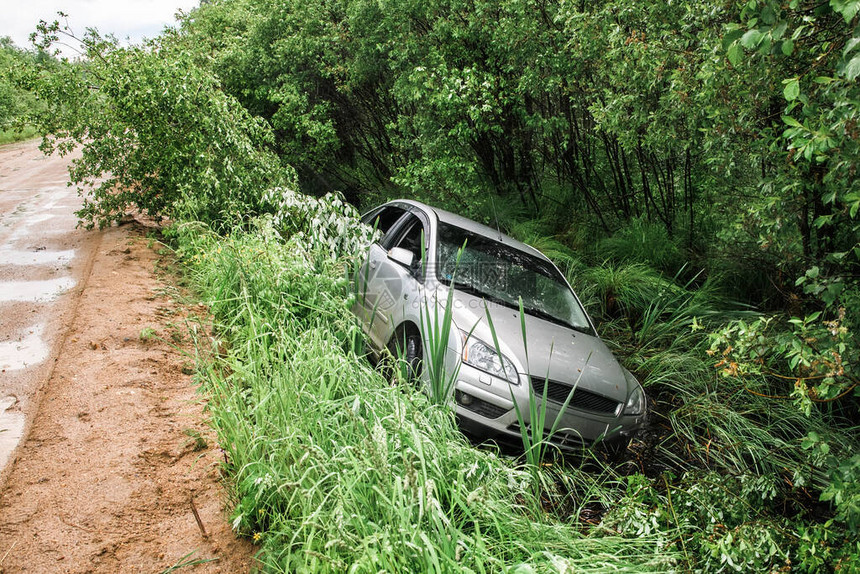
[419,240,464,405]
[566,237,860,571]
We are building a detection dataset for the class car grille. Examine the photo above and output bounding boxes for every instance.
[530,377,620,414]
[459,395,509,419]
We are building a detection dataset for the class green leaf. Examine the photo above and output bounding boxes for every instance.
[844,37,860,56]
[782,115,802,127]
[813,214,834,228]
[784,78,800,101]
[824,282,845,305]
[782,38,794,55]
[831,0,860,23]
[741,29,763,49]
[727,42,743,66]
[773,21,789,40]
[722,27,745,49]
[844,53,860,80]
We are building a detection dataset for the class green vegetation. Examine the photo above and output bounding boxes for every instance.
[21,0,860,571]
[0,37,44,144]
[169,217,673,572]
[0,125,37,145]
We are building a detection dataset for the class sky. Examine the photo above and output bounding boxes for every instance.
[3,0,200,54]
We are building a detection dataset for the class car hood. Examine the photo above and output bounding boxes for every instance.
[449,289,629,403]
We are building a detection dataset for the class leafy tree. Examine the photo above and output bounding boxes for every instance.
[706,1,860,409]
[28,18,294,229]
[0,36,52,133]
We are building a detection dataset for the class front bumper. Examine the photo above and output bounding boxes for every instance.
[450,363,647,448]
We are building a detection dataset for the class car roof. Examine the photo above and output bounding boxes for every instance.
[387,199,549,261]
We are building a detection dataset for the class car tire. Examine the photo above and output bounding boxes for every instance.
[388,327,423,384]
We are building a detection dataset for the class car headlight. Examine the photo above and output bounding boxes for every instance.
[624,382,646,416]
[461,331,519,384]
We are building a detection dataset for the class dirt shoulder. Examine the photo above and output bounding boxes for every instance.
[0,222,254,573]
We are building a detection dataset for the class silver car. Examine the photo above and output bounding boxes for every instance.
[353,199,647,449]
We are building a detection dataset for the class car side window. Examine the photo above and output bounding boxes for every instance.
[362,206,407,242]
[396,219,424,263]
[386,214,427,277]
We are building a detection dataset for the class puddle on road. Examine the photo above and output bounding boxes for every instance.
[16,213,55,226]
[8,222,76,243]
[0,325,49,371]
[0,396,26,472]
[0,277,76,303]
[0,248,76,266]
[40,188,73,210]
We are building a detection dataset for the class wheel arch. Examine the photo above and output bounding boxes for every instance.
[389,320,422,348]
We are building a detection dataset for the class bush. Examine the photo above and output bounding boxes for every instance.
[30,24,293,229]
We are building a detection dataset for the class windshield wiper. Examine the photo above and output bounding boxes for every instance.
[449,282,594,335]
[452,282,516,310]
[522,306,594,335]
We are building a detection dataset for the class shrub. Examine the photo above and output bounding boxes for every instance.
[30,23,293,229]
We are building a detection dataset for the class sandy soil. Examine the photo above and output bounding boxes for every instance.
[0,141,254,572]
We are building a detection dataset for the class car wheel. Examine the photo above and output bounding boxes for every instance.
[388,327,423,384]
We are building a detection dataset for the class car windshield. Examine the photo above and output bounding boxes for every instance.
[436,222,594,334]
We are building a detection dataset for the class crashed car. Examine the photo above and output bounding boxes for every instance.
[353,199,647,449]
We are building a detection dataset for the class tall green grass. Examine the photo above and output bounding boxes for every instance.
[0,126,38,145]
[577,258,858,484]
[420,240,464,405]
[168,217,675,572]
[550,238,859,570]
[165,211,859,572]
[580,258,860,561]
[595,218,685,275]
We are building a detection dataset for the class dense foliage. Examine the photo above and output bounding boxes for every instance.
[0,36,49,142]
[17,0,860,571]
[27,23,295,228]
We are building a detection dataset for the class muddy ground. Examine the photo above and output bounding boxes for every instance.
[0,141,254,572]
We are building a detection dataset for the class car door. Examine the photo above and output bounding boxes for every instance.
[363,213,428,351]
[354,205,409,326]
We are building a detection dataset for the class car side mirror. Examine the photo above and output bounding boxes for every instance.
[388,247,415,269]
